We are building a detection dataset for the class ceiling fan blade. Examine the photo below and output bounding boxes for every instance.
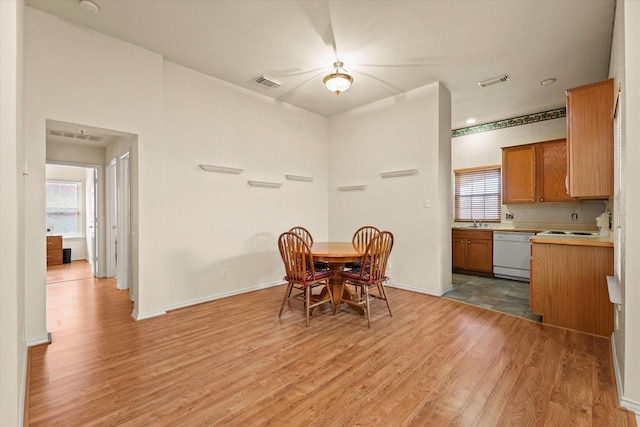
[352,63,434,69]
[268,67,327,78]
[352,69,404,93]
[276,69,327,102]
[300,1,338,58]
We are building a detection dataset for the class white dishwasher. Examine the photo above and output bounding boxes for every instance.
[493,232,535,281]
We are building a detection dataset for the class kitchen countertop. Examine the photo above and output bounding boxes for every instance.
[530,234,613,247]
[452,223,612,247]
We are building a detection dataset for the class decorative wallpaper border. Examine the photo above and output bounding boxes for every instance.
[452,107,566,138]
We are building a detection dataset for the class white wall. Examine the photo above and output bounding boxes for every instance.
[24,6,164,336]
[45,164,90,261]
[161,61,329,307]
[24,7,331,324]
[46,139,105,165]
[621,0,640,413]
[0,1,25,425]
[328,82,452,295]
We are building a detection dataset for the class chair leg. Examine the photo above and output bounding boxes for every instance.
[365,285,371,327]
[305,285,311,327]
[379,283,392,317]
[279,283,294,317]
[335,279,347,314]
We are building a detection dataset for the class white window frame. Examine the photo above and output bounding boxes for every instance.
[453,166,502,222]
[46,180,84,238]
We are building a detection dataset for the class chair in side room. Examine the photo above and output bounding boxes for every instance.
[278,232,335,326]
[345,225,380,269]
[337,231,394,327]
[290,226,329,271]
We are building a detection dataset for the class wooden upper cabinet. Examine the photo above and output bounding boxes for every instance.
[566,78,614,199]
[536,139,574,202]
[502,139,573,203]
[502,144,536,203]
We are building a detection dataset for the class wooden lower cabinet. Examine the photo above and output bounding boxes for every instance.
[530,241,613,336]
[452,229,493,274]
[47,235,63,266]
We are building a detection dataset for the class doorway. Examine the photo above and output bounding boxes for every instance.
[45,162,101,276]
[45,119,137,310]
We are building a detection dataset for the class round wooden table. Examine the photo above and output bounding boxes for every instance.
[311,242,364,313]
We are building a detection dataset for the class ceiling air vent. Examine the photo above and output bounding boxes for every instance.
[47,128,104,142]
[255,75,282,89]
[478,74,510,88]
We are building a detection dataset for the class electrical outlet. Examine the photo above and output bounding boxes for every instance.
[571,213,578,221]
[222,269,228,278]
[505,213,514,220]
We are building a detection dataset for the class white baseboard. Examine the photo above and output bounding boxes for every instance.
[130,281,285,320]
[386,281,450,297]
[611,333,640,416]
[131,309,167,321]
[164,280,284,312]
[26,332,52,347]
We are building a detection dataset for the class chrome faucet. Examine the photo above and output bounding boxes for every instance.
[473,218,478,227]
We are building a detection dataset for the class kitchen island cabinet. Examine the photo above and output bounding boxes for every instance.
[452,229,493,275]
[530,237,613,336]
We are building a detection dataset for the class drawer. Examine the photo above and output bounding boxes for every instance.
[47,249,63,266]
[47,235,62,250]
[452,229,493,240]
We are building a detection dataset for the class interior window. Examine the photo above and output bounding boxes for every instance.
[46,181,83,237]
[454,166,501,222]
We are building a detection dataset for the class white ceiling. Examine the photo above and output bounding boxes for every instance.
[25,0,615,130]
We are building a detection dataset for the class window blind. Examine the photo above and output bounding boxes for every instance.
[454,166,501,222]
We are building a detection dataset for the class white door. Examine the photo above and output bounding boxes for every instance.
[116,153,131,291]
[105,161,117,278]
[85,167,99,276]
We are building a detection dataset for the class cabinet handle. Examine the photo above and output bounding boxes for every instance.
[468,240,471,244]
[540,198,544,202]
[460,240,464,243]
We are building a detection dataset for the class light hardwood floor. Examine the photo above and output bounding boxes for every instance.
[29,261,636,426]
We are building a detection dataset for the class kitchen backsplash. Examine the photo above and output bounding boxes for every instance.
[503,201,607,227]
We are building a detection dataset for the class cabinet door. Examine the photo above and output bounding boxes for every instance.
[502,145,536,203]
[531,242,614,336]
[567,78,613,198]
[452,238,467,269]
[466,238,493,273]
[537,139,574,202]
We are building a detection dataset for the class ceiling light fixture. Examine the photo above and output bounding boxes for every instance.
[540,78,557,86]
[323,61,353,95]
[79,0,100,14]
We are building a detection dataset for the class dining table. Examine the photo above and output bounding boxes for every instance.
[311,242,364,313]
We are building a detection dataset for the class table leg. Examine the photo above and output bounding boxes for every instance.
[327,263,364,315]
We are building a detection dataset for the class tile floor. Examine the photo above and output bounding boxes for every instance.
[444,273,542,322]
